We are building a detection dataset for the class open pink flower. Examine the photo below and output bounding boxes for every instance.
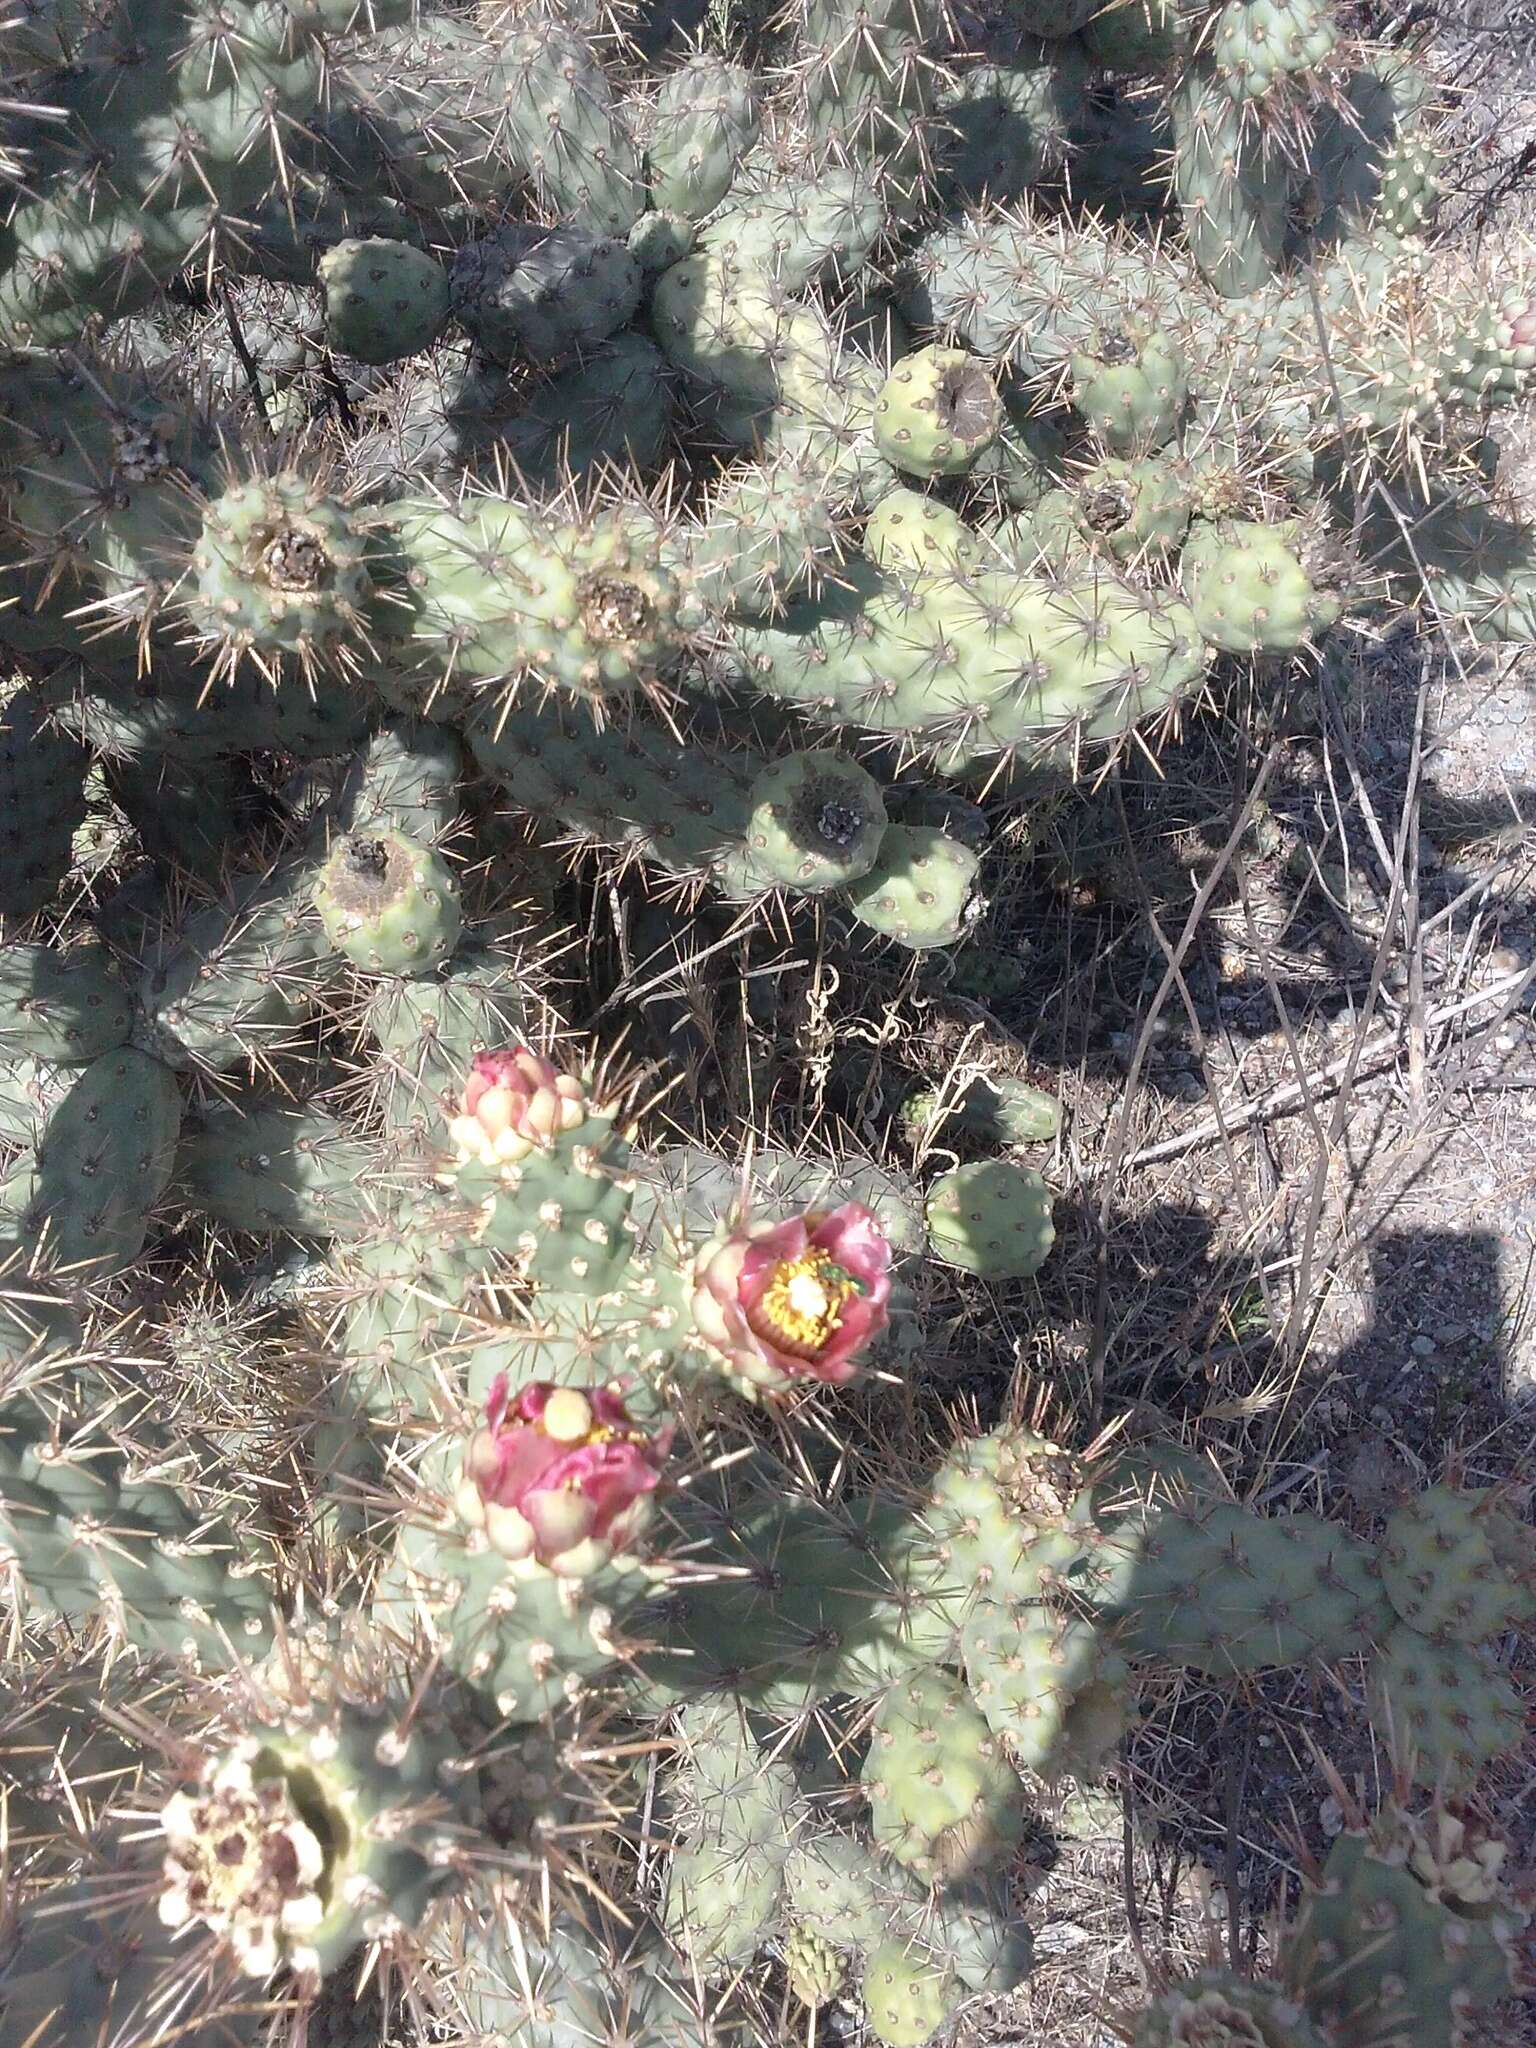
[448,1046,588,1169]
[689,1203,892,1394]
[455,1375,672,1577]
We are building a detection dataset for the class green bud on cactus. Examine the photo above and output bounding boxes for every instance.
[785,1923,848,2008]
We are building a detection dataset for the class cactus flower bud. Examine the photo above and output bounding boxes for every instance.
[456,1376,672,1576]
[689,1203,893,1393]
[448,1045,588,1168]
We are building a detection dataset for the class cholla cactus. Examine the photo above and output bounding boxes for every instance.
[3,0,1535,2043]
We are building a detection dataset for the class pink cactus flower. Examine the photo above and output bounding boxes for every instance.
[689,1203,893,1394]
[455,1376,672,1576]
[448,1046,588,1169]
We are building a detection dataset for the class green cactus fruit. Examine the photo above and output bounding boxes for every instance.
[1284,1805,1527,2048]
[0,945,132,1063]
[1209,0,1338,104]
[646,55,760,219]
[178,1100,375,1236]
[785,1924,847,2008]
[1369,1624,1526,1789]
[155,1702,471,1988]
[874,346,1004,478]
[861,1941,952,2048]
[187,474,375,670]
[1183,519,1345,654]
[846,826,979,950]
[454,224,642,365]
[1069,457,1193,563]
[318,236,449,364]
[25,1049,182,1277]
[744,750,889,893]
[1379,1483,1536,1644]
[862,1667,1025,1880]
[924,1160,1055,1279]
[864,490,985,575]
[901,1076,1061,1149]
[0,683,88,921]
[1120,1501,1390,1672]
[314,829,462,978]
[1131,1971,1330,2047]
[1069,326,1189,454]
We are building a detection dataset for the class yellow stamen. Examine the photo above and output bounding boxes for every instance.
[755,1253,857,1352]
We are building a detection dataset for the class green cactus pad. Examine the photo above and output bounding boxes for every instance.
[962,1592,1133,1780]
[1183,519,1345,654]
[178,1100,374,1236]
[1209,0,1338,104]
[846,826,979,951]
[1379,1483,1536,1644]
[1369,1623,1526,1788]
[863,1667,1025,1879]
[861,1941,953,2048]
[874,347,1004,478]
[902,1075,1061,1149]
[1119,1501,1391,1672]
[744,750,889,892]
[864,490,985,575]
[25,1049,182,1277]
[924,1161,1055,1279]
[1285,1807,1527,2048]
[315,827,462,979]
[0,945,132,1064]
[0,684,88,920]
[646,55,760,220]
